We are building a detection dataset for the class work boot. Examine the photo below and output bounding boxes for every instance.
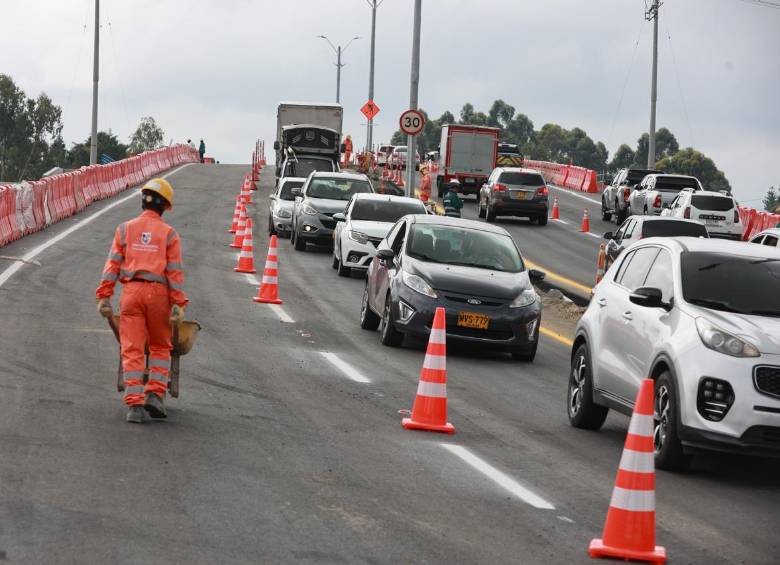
[144,393,167,419]
[126,406,145,424]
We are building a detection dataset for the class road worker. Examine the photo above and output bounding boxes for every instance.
[95,178,188,424]
[417,164,432,203]
[198,139,206,163]
[342,134,353,168]
[443,179,464,218]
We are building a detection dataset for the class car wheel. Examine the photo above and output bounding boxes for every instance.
[537,214,548,226]
[567,344,609,430]
[268,214,277,236]
[512,339,537,362]
[379,294,403,347]
[486,205,497,223]
[653,372,691,471]
[478,197,487,218]
[601,198,612,221]
[293,227,306,251]
[359,281,381,330]
[337,250,351,277]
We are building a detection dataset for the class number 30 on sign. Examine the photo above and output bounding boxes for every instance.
[399,110,425,136]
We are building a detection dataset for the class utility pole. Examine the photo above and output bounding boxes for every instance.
[89,0,100,166]
[365,0,383,153]
[646,0,660,169]
[318,35,360,105]
[405,0,422,196]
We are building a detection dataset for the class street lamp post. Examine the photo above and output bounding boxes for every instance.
[317,35,360,104]
[405,0,422,196]
[365,0,384,153]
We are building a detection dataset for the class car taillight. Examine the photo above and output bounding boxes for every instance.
[494,183,507,192]
[623,188,630,202]
[733,209,739,223]
[653,194,662,208]
[684,206,691,219]
[536,185,548,196]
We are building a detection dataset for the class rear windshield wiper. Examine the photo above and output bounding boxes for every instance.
[687,297,743,313]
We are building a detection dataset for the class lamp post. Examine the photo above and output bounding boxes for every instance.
[317,34,361,104]
[365,0,384,153]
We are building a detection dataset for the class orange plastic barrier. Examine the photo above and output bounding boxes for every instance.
[524,159,599,193]
[0,144,199,247]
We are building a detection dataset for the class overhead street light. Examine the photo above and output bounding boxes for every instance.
[317,34,361,104]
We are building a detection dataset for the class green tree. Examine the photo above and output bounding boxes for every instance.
[128,116,164,154]
[635,127,679,167]
[487,99,515,129]
[504,113,535,148]
[67,130,128,167]
[608,144,636,171]
[0,74,64,181]
[762,186,778,212]
[655,148,731,192]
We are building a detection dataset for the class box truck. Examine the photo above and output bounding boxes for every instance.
[437,125,499,197]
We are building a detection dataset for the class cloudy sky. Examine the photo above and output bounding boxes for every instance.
[3,0,778,203]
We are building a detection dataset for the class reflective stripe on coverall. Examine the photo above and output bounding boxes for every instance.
[96,210,188,406]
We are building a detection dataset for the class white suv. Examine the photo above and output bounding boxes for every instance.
[662,190,742,240]
[567,237,780,469]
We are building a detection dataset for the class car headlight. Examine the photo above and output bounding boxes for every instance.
[510,289,538,308]
[402,270,437,298]
[302,204,318,216]
[348,230,369,245]
[695,317,760,357]
[276,209,292,219]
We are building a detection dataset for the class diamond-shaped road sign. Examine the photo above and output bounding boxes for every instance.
[361,100,380,121]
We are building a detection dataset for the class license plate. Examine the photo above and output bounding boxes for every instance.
[457,311,490,330]
[463,178,475,184]
[511,191,528,200]
[704,219,722,226]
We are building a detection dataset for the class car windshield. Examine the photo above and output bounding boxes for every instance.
[307,177,373,200]
[692,195,734,211]
[499,172,545,186]
[284,158,333,178]
[278,180,303,201]
[407,224,524,273]
[655,176,699,192]
[681,252,780,317]
[351,200,425,222]
[642,220,708,238]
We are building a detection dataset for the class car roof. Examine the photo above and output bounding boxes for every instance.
[351,193,423,205]
[632,216,705,225]
[753,228,780,238]
[408,214,511,235]
[279,176,306,185]
[310,171,369,181]
[645,173,698,181]
[686,190,734,198]
[635,236,780,258]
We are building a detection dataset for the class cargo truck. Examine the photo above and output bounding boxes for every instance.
[274,102,344,179]
[436,124,499,197]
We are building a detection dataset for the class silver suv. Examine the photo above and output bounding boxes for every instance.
[601,168,658,224]
[567,236,780,469]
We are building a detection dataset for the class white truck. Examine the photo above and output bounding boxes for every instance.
[274,102,344,179]
[436,124,499,198]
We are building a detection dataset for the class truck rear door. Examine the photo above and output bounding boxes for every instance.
[448,131,496,176]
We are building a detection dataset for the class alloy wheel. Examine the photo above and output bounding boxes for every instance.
[654,384,670,453]
[569,354,587,417]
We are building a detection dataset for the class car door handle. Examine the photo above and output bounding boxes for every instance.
[622,311,633,321]
[597,298,607,307]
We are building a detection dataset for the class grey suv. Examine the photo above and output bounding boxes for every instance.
[478,167,549,225]
[290,172,374,251]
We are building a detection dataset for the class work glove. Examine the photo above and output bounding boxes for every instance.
[170,304,185,326]
[96,298,113,319]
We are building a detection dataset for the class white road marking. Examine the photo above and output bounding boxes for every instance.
[242,272,294,323]
[319,352,371,384]
[0,163,192,288]
[585,232,602,239]
[549,184,601,207]
[440,444,555,510]
[552,218,569,225]
[243,273,261,286]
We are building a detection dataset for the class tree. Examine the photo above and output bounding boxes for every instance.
[128,116,164,154]
[0,74,64,180]
[67,130,128,167]
[487,99,515,129]
[763,186,778,212]
[608,144,636,171]
[655,148,731,192]
[504,113,535,148]
[635,127,679,167]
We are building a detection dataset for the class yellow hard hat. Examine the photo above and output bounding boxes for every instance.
[141,178,174,209]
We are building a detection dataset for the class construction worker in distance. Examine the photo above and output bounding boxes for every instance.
[342,134,353,168]
[198,139,206,163]
[417,163,432,204]
[443,179,464,218]
[95,178,188,424]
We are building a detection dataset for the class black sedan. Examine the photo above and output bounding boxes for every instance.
[360,215,545,361]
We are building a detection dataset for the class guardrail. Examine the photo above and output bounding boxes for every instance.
[0,144,199,247]
[524,159,599,193]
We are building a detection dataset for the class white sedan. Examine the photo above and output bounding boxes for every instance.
[332,193,427,277]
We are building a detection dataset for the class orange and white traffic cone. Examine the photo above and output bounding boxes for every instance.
[589,378,666,564]
[228,196,241,233]
[253,235,283,304]
[234,218,257,273]
[551,197,560,220]
[242,176,253,205]
[402,307,455,434]
[595,243,607,284]
[580,209,591,232]
[398,168,405,188]
[230,204,247,249]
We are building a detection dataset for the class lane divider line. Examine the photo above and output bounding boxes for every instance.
[553,219,569,225]
[440,444,556,510]
[0,163,192,288]
[319,352,371,383]
[586,232,602,239]
[540,326,574,348]
[525,259,593,295]
[548,184,601,207]
[242,272,294,323]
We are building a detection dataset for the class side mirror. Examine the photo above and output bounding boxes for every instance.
[528,269,546,282]
[376,249,395,262]
[603,231,614,240]
[273,141,280,151]
[333,212,346,222]
[291,187,303,197]
[629,287,671,311]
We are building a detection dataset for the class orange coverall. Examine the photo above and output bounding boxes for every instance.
[418,172,431,203]
[343,137,353,168]
[96,210,188,406]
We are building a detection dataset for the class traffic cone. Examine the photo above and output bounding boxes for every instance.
[234,218,257,273]
[228,196,241,233]
[230,204,247,249]
[580,209,590,232]
[253,235,283,304]
[551,197,560,220]
[595,243,607,284]
[589,379,666,564]
[402,307,455,434]
[242,176,253,205]
[398,168,405,188]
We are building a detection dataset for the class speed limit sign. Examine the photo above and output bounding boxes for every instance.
[399,110,425,136]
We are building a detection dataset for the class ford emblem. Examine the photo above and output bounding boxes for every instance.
[467,298,482,305]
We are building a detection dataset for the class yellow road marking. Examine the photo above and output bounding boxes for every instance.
[525,259,593,296]
[540,326,573,347]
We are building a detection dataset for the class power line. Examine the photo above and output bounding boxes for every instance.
[605,15,646,151]
[739,0,780,9]
[664,20,695,147]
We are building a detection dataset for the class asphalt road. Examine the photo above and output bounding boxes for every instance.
[0,163,778,564]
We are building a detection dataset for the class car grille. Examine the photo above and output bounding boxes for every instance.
[447,326,514,341]
[740,426,780,447]
[444,295,504,307]
[754,366,780,400]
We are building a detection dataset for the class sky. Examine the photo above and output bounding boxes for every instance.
[2,0,778,204]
